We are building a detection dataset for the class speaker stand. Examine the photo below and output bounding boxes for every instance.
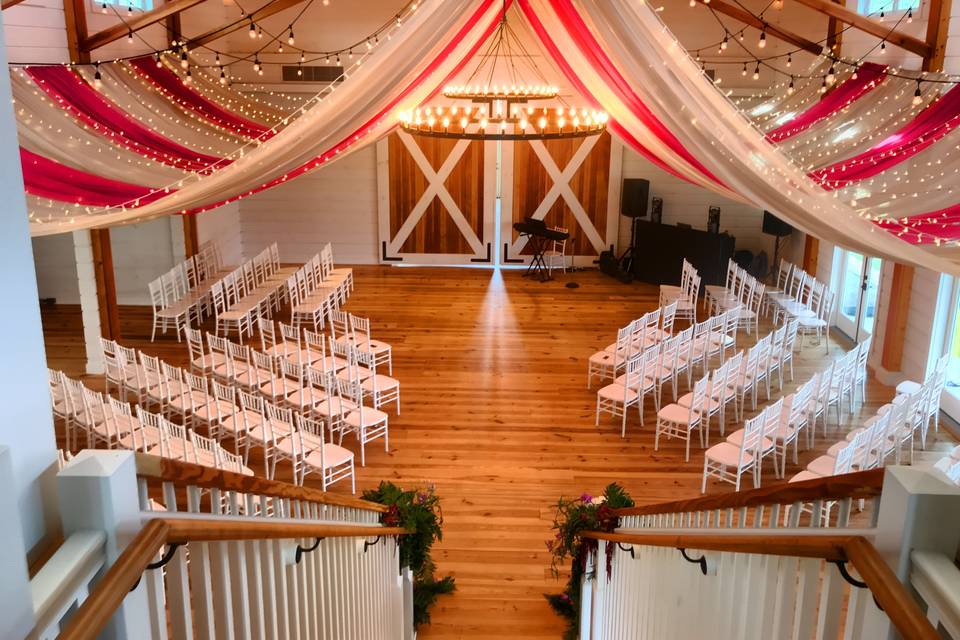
[619,217,641,275]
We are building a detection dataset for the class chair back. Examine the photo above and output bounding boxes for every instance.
[739,413,765,465]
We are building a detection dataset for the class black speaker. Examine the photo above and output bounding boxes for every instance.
[762,211,793,237]
[621,178,650,218]
[708,206,721,234]
[650,197,663,224]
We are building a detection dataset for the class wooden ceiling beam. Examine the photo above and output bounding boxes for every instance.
[63,0,90,63]
[789,0,931,58]
[184,0,308,48]
[81,0,208,52]
[696,0,824,55]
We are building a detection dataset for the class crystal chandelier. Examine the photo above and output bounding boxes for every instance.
[397,5,607,141]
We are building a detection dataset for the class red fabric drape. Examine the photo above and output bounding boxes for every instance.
[130,58,273,140]
[20,147,169,206]
[811,84,960,190]
[766,63,887,143]
[27,66,223,172]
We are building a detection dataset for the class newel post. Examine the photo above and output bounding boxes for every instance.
[58,450,152,639]
[869,466,960,639]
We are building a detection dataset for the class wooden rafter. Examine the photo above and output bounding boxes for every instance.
[185,0,308,48]
[789,0,931,58]
[81,0,208,52]
[696,0,824,55]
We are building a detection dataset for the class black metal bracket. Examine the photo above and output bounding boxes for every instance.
[130,543,182,591]
[502,242,523,264]
[363,535,384,553]
[470,243,493,263]
[678,548,708,575]
[830,560,884,612]
[381,241,403,262]
[616,543,635,559]
[295,537,324,564]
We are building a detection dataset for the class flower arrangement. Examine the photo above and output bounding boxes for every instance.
[544,483,635,640]
[362,481,455,629]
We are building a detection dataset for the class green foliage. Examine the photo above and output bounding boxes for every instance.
[362,481,454,630]
[544,483,635,639]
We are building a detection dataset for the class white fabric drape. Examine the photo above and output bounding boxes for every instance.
[28,0,502,236]
[528,0,957,272]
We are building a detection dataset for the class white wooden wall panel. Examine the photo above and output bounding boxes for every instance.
[239,146,378,264]
[31,233,80,304]
[3,0,68,64]
[110,217,178,305]
[618,147,773,256]
[901,267,941,381]
[197,202,243,267]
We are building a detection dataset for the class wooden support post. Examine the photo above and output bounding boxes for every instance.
[90,228,121,340]
[923,0,951,72]
[802,236,820,276]
[182,215,199,258]
[63,0,89,64]
[881,263,913,372]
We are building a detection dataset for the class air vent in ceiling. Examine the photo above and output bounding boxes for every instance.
[281,65,345,82]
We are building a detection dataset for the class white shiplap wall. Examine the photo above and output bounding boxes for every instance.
[196,202,243,268]
[238,146,379,264]
[619,147,776,257]
[31,233,80,304]
[2,0,68,64]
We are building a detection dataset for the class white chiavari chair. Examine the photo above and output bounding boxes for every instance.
[321,242,354,293]
[702,411,764,492]
[853,335,873,406]
[338,377,389,467]
[354,345,401,414]
[222,390,267,465]
[655,374,708,462]
[599,347,652,436]
[588,324,631,389]
[123,406,164,452]
[148,279,188,342]
[212,280,254,341]
[198,379,240,441]
[350,315,393,375]
[149,416,191,462]
[705,259,738,315]
[797,288,834,353]
[292,413,356,492]
[189,431,220,469]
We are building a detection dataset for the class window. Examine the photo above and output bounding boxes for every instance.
[858,0,918,15]
[93,0,154,12]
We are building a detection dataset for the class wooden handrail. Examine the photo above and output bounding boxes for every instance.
[58,519,169,640]
[584,531,849,561]
[135,453,388,513]
[612,468,884,517]
[57,517,407,640]
[581,530,939,640]
[163,519,406,543]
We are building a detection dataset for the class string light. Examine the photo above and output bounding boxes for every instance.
[753,63,760,80]
[248,20,256,38]
[127,30,134,44]
[786,53,792,68]
[913,80,923,106]
[907,7,913,22]
[787,76,795,94]
[253,55,260,72]
[758,28,766,49]
[180,48,188,69]
[287,27,295,45]
[721,35,728,50]
[880,41,886,53]
[826,64,836,84]
[93,63,102,88]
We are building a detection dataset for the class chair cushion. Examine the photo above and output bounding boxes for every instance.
[805,455,836,476]
[598,384,639,402]
[789,470,821,483]
[705,442,753,466]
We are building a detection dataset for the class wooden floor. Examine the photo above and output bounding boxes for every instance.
[41,266,960,639]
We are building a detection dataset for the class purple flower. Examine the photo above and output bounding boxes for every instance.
[580,493,593,504]
[546,540,555,552]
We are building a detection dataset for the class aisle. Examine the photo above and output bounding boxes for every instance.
[42,265,956,639]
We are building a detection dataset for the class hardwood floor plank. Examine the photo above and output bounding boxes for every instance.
[40,265,958,638]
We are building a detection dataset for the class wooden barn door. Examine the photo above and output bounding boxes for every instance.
[502,131,619,266]
[377,131,495,264]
